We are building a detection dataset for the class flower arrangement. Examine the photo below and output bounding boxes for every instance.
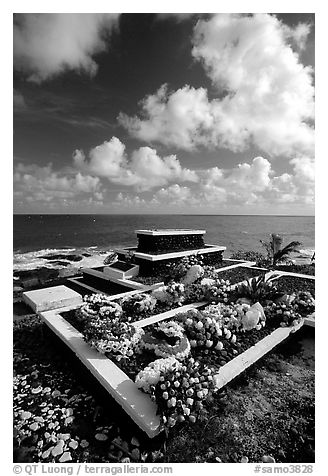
[137,356,217,427]
[77,293,123,322]
[120,293,157,318]
[235,302,266,331]
[201,266,221,280]
[181,264,204,285]
[183,277,231,304]
[202,278,231,303]
[140,321,191,360]
[156,321,185,340]
[183,282,207,303]
[82,311,144,361]
[292,291,315,316]
[152,282,185,305]
[135,356,182,393]
[177,308,237,350]
[264,301,302,327]
[166,254,204,280]
[201,303,242,331]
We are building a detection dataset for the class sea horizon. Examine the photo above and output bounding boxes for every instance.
[13,214,315,273]
[13,213,315,217]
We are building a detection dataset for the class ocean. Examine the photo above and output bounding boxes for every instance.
[13,214,315,273]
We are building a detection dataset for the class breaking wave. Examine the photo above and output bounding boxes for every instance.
[13,247,110,273]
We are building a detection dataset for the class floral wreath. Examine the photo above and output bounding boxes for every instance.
[140,321,190,360]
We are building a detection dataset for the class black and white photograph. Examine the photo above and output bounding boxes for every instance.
[11,3,317,470]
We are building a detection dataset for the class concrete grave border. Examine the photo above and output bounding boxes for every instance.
[40,270,314,438]
[35,266,314,436]
[40,300,207,438]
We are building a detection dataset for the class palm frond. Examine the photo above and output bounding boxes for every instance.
[274,240,302,264]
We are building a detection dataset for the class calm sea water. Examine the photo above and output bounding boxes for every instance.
[13,214,315,271]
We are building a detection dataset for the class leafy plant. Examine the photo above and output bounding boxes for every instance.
[260,234,302,266]
[234,274,281,304]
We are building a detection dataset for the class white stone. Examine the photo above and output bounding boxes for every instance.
[23,285,82,312]
[52,440,65,457]
[59,451,72,462]
[69,440,78,450]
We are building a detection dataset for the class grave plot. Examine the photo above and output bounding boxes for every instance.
[115,229,226,277]
[40,270,315,438]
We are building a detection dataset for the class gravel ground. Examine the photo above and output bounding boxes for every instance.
[217,266,267,284]
[273,264,315,276]
[274,276,315,297]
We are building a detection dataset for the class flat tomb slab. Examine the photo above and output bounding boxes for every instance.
[23,285,82,312]
[135,229,206,236]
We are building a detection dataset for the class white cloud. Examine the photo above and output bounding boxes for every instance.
[73,137,127,178]
[114,154,314,211]
[73,136,198,191]
[14,13,119,82]
[119,14,314,157]
[14,163,101,204]
[283,22,312,51]
[198,156,272,205]
[118,84,218,150]
[154,184,194,203]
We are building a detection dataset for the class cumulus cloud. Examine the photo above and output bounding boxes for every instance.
[119,13,314,157]
[14,162,102,204]
[283,22,312,50]
[153,184,195,204]
[73,136,198,191]
[14,13,119,82]
[115,154,314,211]
[118,84,218,150]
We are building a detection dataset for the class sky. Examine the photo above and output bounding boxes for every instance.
[13,12,315,215]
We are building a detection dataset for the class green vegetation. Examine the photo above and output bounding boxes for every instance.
[260,234,302,266]
[234,274,281,304]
